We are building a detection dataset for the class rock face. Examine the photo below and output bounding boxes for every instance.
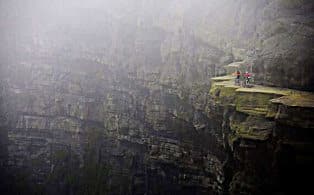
[0,61,227,195]
[0,0,313,194]
[210,76,314,194]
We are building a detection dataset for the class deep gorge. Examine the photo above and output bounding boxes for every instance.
[0,0,314,194]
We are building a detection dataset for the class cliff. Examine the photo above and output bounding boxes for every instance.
[210,73,314,194]
[0,0,313,194]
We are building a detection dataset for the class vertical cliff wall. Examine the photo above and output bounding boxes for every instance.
[0,0,313,194]
[210,75,314,194]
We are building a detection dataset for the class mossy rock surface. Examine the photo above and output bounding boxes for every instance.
[210,74,314,105]
[271,92,314,108]
[230,115,274,141]
[210,76,238,105]
[210,74,314,131]
[236,86,290,96]
[217,85,239,105]
[270,92,314,128]
[235,91,282,116]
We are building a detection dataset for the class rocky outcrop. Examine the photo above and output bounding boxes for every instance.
[210,75,314,194]
[0,0,313,194]
[2,61,313,194]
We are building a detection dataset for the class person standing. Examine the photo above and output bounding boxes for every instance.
[234,70,241,85]
[243,71,252,87]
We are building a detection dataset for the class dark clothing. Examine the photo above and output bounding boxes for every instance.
[236,71,241,79]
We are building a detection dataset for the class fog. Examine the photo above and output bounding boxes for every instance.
[0,0,259,69]
[0,0,314,194]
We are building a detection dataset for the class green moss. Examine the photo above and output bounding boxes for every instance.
[269,92,314,128]
[265,103,279,119]
[230,120,246,134]
[210,74,314,132]
[209,76,238,105]
[210,84,239,105]
[230,116,274,141]
[209,82,220,96]
[210,75,290,110]
[236,86,289,95]
[219,85,240,104]
[235,92,271,115]
[270,92,314,108]
[235,90,284,116]
[221,85,238,97]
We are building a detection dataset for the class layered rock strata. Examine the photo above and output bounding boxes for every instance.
[210,75,314,194]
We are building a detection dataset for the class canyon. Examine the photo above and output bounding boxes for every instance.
[0,0,314,194]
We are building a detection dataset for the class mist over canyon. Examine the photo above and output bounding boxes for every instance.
[0,0,314,194]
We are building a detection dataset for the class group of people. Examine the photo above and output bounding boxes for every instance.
[234,70,253,87]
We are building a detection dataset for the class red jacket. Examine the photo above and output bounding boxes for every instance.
[244,72,252,78]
